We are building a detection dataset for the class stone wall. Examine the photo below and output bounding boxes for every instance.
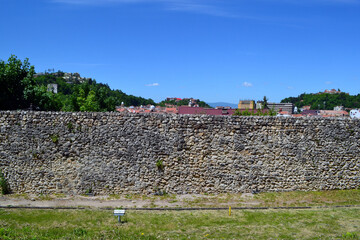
[0,111,359,195]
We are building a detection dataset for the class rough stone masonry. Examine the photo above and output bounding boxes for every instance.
[0,111,359,195]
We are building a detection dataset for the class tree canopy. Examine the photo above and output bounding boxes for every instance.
[33,72,156,112]
[0,55,60,111]
[0,55,156,111]
[158,99,211,108]
[281,92,360,110]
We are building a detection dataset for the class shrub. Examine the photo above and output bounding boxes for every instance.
[0,170,10,195]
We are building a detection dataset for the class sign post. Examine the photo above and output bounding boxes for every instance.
[114,209,126,223]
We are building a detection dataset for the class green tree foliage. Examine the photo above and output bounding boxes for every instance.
[281,92,360,110]
[233,108,276,116]
[0,55,62,111]
[0,55,35,109]
[33,71,155,112]
[0,55,155,112]
[263,96,269,109]
[78,90,100,112]
[158,99,211,108]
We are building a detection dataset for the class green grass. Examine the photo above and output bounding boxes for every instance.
[253,189,360,207]
[181,189,360,208]
[1,208,360,239]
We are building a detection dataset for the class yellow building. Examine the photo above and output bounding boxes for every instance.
[238,100,255,110]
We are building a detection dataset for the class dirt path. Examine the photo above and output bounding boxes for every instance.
[0,193,259,209]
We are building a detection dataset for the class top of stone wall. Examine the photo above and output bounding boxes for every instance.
[0,110,357,124]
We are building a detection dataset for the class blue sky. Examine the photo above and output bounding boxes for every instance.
[1,0,360,104]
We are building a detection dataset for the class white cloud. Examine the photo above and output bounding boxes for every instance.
[242,82,253,87]
[52,0,147,4]
[264,0,360,4]
[145,83,159,87]
[166,2,237,18]
[287,86,294,89]
[313,0,360,4]
[325,81,333,85]
[51,0,237,17]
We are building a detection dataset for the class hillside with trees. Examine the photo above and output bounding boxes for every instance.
[0,55,61,111]
[33,73,155,112]
[0,55,156,111]
[158,98,211,108]
[281,91,360,110]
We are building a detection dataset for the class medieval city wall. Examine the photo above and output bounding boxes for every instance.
[0,111,359,195]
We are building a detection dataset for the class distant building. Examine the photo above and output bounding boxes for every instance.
[238,100,255,110]
[116,105,179,114]
[47,84,58,94]
[178,106,236,116]
[324,89,341,94]
[300,105,311,111]
[267,103,294,114]
[256,101,264,110]
[166,97,182,102]
[215,106,231,109]
[301,110,319,116]
[319,110,349,117]
[334,106,344,111]
[317,89,348,95]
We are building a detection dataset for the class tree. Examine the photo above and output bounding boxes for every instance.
[77,89,100,112]
[31,85,62,111]
[0,55,62,111]
[0,55,35,110]
[263,96,268,109]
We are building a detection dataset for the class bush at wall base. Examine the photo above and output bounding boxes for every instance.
[0,171,10,195]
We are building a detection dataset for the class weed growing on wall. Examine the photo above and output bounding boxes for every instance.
[0,170,10,195]
[85,188,93,195]
[67,122,74,131]
[50,134,59,144]
[154,186,167,196]
[156,160,164,171]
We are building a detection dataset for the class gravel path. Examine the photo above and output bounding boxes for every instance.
[0,194,258,209]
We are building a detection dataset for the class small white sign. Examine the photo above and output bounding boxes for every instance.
[114,209,126,216]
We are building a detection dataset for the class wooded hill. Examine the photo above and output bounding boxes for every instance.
[1,55,212,112]
[0,55,154,111]
[281,91,360,110]
[158,99,211,108]
[34,72,156,112]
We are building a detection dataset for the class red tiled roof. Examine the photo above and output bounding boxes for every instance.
[279,111,290,115]
[116,108,127,113]
[178,106,236,115]
[166,108,178,113]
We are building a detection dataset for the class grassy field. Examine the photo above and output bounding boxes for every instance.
[7,189,360,209]
[108,189,360,208]
[1,207,360,239]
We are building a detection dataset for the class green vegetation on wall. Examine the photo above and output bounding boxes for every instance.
[0,170,10,195]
